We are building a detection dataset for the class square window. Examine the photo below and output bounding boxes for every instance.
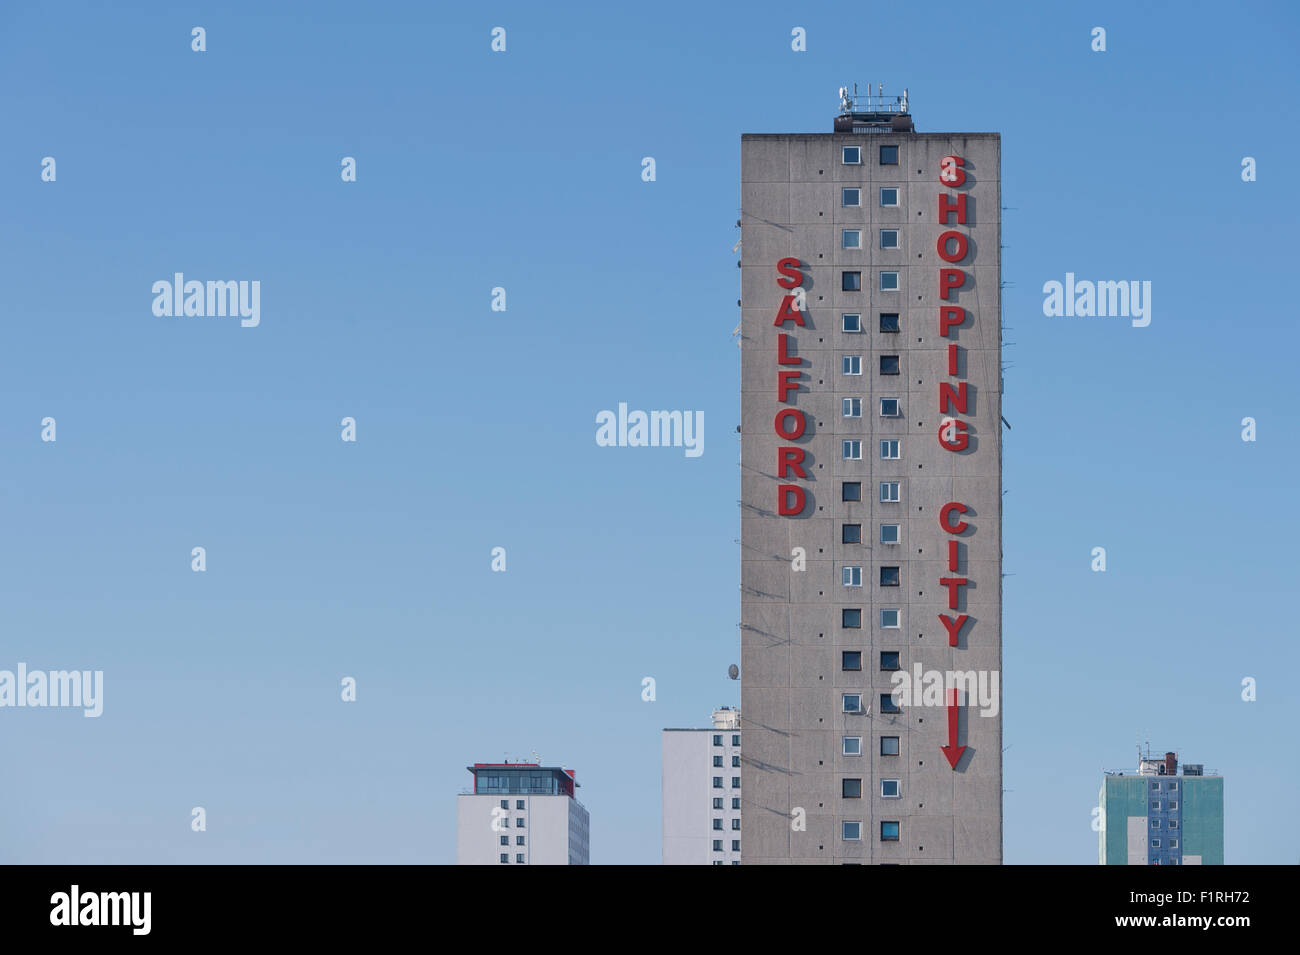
[880,566,900,587]
[516,853,525,863]
[515,800,525,810]
[842,313,862,333]
[842,187,861,207]
[880,439,900,459]
[1151,838,1161,848]
[732,735,740,746]
[843,524,862,544]
[881,821,900,841]
[1170,839,1178,848]
[880,355,900,375]
[842,271,862,291]
[499,799,509,810]
[843,355,862,375]
[880,693,901,714]
[500,853,509,863]
[842,608,862,628]
[732,755,740,767]
[842,229,862,249]
[880,398,901,417]
[732,777,740,788]
[842,650,863,671]
[880,651,900,671]
[713,755,723,767]
[842,145,861,164]
[879,312,900,332]
[843,820,862,840]
[881,779,900,798]
[842,566,862,587]
[1170,782,1178,790]
[500,835,508,846]
[1150,781,1158,790]
[880,523,900,544]
[880,229,899,250]
[732,797,741,809]
[843,736,862,756]
[880,187,899,207]
[732,818,740,830]
[713,840,723,852]
[713,819,723,831]
[881,736,900,756]
[880,608,901,628]
[880,482,901,502]
[879,272,899,292]
[1169,801,1178,810]
[842,694,862,713]
[843,482,862,502]
[1151,801,1161,811]
[713,777,723,788]
[713,797,723,810]
[516,818,524,828]
[880,144,899,165]
[1169,820,1179,829]
[843,397,862,418]
[713,734,722,746]
[1151,819,1160,829]
[516,835,525,845]
[842,440,862,460]
[731,839,741,851]
[842,778,863,798]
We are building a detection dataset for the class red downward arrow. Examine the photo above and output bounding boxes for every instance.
[941,687,966,769]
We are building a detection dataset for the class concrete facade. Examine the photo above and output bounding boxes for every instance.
[1100,754,1223,865]
[739,124,1003,864]
[662,708,743,864]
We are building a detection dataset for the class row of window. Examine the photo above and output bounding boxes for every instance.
[712,818,743,830]
[843,651,901,671]
[1150,839,1180,849]
[841,229,902,249]
[842,778,902,798]
[712,797,742,810]
[842,271,901,291]
[841,523,902,547]
[840,396,906,422]
[842,693,903,714]
[843,312,900,333]
[712,839,742,852]
[842,607,905,628]
[842,355,902,376]
[841,187,902,207]
[842,144,899,165]
[1151,780,1179,791]
[838,566,902,587]
[713,755,741,767]
[498,800,527,810]
[499,854,527,863]
[1151,819,1181,830]
[844,736,899,756]
[712,777,742,788]
[711,734,741,746]
[499,835,526,845]
[843,821,901,841]
[1151,801,1179,811]
[838,484,903,508]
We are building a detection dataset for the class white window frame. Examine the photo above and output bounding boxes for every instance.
[842,313,862,333]
[842,566,862,587]
[880,439,900,460]
[879,271,900,292]
[880,608,901,628]
[842,440,862,460]
[842,187,861,207]
[880,482,901,503]
[842,694,862,713]
[881,779,901,798]
[880,397,901,417]
[880,229,899,249]
[880,523,900,544]
[842,145,862,165]
[843,736,862,756]
[842,229,862,249]
[843,355,862,376]
[880,187,900,207]
[1151,838,1161,848]
[1169,819,1179,829]
[842,820,862,841]
[843,397,862,418]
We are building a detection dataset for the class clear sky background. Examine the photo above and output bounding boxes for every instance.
[2,0,1296,864]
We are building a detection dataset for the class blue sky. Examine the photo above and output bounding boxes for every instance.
[1,0,1296,864]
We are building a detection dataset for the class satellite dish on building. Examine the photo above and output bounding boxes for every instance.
[728,664,739,680]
